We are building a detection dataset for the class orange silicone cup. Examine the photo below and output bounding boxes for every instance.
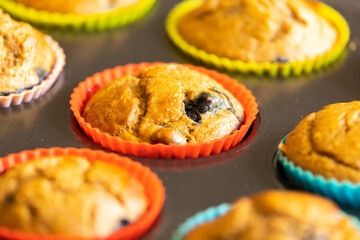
[0,148,165,240]
[70,62,259,159]
[0,35,65,107]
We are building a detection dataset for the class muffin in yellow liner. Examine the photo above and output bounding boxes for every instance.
[0,0,156,31]
[166,0,350,77]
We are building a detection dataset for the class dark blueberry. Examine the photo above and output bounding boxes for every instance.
[0,92,11,96]
[35,67,49,82]
[120,219,130,227]
[184,101,202,123]
[4,194,15,204]
[28,205,38,216]
[195,92,216,114]
[0,86,35,96]
[275,56,289,63]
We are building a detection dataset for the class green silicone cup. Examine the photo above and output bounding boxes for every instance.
[0,0,156,31]
[166,0,350,77]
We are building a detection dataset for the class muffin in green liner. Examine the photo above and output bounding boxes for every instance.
[166,0,350,77]
[0,0,156,31]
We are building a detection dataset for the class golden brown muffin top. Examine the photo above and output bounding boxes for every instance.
[0,156,147,238]
[179,0,338,63]
[186,191,360,240]
[0,10,55,94]
[15,0,140,14]
[280,101,360,183]
[83,64,245,145]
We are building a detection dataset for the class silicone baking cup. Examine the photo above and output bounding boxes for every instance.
[166,0,350,77]
[70,62,258,159]
[172,203,230,240]
[172,202,360,240]
[0,35,65,108]
[0,0,156,31]
[0,148,165,240]
[277,136,360,209]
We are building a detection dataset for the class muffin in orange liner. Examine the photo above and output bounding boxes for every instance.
[0,147,165,240]
[70,62,258,159]
[0,35,65,108]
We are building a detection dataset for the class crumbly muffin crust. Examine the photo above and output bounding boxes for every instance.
[15,0,140,14]
[0,10,55,94]
[280,101,360,182]
[178,0,337,63]
[0,156,147,238]
[83,64,245,145]
[186,191,360,240]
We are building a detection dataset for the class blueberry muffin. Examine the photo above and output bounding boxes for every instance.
[14,0,140,14]
[280,101,360,182]
[0,10,55,96]
[186,191,360,239]
[0,156,147,238]
[83,64,245,145]
[178,0,338,63]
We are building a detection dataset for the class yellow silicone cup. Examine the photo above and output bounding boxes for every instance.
[0,0,156,31]
[166,0,350,77]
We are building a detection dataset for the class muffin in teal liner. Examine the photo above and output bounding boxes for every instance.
[278,136,360,209]
[277,101,360,209]
[172,203,230,240]
[173,191,360,239]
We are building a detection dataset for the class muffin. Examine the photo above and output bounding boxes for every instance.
[83,63,245,145]
[0,0,156,31]
[14,0,140,14]
[0,10,55,96]
[0,155,148,238]
[178,0,337,63]
[167,0,349,76]
[185,191,360,240]
[280,101,360,182]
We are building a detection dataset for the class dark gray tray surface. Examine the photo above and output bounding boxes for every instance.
[0,0,360,239]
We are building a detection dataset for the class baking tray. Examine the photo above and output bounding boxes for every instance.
[0,0,359,239]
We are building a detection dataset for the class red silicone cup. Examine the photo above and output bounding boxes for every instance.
[0,148,165,240]
[70,62,259,159]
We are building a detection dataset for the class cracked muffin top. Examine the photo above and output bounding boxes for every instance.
[178,0,338,63]
[0,156,147,238]
[186,191,360,240]
[14,0,140,14]
[0,10,55,95]
[83,64,245,145]
[280,102,360,182]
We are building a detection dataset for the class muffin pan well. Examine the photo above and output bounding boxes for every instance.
[0,0,360,239]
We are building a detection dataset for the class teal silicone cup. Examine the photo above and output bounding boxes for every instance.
[277,136,360,209]
[172,203,230,240]
[172,199,360,239]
